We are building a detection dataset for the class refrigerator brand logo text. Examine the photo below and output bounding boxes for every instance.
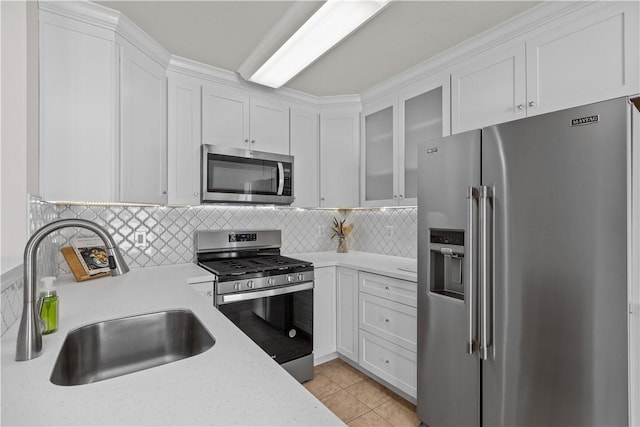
[571,115,600,126]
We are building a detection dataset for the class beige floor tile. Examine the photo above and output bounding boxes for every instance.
[304,372,343,400]
[315,357,342,374]
[319,360,367,388]
[373,397,420,427]
[321,390,370,423]
[345,378,394,409]
[348,410,393,427]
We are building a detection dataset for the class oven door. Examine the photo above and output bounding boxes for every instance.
[201,145,293,204]
[217,282,313,364]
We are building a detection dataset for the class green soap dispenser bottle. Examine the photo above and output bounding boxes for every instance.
[39,276,58,334]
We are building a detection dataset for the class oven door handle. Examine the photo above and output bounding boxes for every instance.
[217,282,313,305]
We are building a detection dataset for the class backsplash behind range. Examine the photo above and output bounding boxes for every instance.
[0,197,417,335]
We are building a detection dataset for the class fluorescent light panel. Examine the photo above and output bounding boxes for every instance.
[249,0,390,88]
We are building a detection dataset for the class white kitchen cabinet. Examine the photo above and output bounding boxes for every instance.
[319,110,360,208]
[358,271,417,398]
[290,106,319,208]
[361,74,449,207]
[120,41,167,204]
[525,2,639,117]
[452,2,639,134]
[359,330,417,398]
[451,43,526,134]
[167,72,201,206]
[336,267,359,362]
[313,267,337,364]
[39,21,119,202]
[202,82,289,155]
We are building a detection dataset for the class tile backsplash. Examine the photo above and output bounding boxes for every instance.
[1,197,417,335]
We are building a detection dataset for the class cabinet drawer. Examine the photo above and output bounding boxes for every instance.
[359,272,417,307]
[359,330,417,398]
[360,293,417,352]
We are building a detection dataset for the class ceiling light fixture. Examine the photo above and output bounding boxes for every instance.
[248,0,391,89]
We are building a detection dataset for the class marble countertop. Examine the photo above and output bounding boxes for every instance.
[1,263,343,426]
[288,251,417,282]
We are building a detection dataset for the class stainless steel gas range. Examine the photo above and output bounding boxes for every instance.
[195,230,314,383]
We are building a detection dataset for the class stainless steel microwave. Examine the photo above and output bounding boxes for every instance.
[201,145,294,205]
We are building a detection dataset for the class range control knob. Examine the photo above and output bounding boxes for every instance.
[247,280,254,289]
[286,275,293,283]
[297,273,304,281]
[268,277,275,286]
[234,282,241,291]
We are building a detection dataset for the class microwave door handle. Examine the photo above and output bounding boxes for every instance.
[277,162,285,195]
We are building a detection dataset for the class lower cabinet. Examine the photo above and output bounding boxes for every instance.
[336,267,359,362]
[358,271,417,398]
[313,267,337,364]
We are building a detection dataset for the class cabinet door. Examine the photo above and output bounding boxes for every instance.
[290,106,319,208]
[319,110,360,208]
[313,267,337,364]
[361,97,397,207]
[526,2,639,117]
[39,22,119,202]
[451,44,526,134]
[398,74,450,205]
[167,72,201,206]
[202,82,250,150]
[250,96,290,155]
[120,42,167,204]
[336,267,359,362]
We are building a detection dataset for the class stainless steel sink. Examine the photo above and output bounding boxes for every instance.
[50,309,215,386]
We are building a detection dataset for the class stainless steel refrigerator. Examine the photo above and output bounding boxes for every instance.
[417,97,636,426]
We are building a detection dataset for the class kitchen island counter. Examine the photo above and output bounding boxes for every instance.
[1,263,343,426]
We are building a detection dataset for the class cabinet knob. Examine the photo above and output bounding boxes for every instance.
[321,197,325,201]
[528,101,535,107]
[517,104,524,111]
[162,190,167,195]
[384,286,390,291]
[244,139,249,143]
[399,194,404,199]
[385,318,390,324]
[393,195,398,199]
[251,139,256,144]
[194,192,199,197]
[385,360,390,364]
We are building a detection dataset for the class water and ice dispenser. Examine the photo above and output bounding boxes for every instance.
[429,229,465,300]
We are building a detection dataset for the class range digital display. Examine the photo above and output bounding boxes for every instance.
[228,233,257,243]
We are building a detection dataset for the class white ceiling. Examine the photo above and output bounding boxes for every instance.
[97,1,539,97]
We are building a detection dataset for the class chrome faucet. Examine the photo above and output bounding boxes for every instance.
[16,219,130,361]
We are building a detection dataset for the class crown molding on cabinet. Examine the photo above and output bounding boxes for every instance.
[38,1,171,67]
[168,55,361,110]
[360,1,592,103]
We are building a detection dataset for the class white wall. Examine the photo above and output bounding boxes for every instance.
[1,0,36,266]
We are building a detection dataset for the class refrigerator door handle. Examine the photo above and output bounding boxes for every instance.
[466,187,479,355]
[479,185,493,360]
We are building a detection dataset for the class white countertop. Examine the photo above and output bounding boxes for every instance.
[1,264,343,426]
[288,251,417,282]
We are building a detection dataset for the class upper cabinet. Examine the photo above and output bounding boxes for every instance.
[361,74,450,206]
[452,1,639,134]
[167,72,202,206]
[202,82,290,155]
[290,106,320,208]
[39,19,120,202]
[320,108,360,208]
[38,4,170,204]
[120,41,168,204]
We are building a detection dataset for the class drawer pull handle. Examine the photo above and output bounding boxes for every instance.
[385,318,390,324]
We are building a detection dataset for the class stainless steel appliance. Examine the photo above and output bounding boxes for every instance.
[196,230,314,382]
[417,97,636,426]
[201,145,294,205]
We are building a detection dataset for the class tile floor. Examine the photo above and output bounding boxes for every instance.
[304,358,420,426]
